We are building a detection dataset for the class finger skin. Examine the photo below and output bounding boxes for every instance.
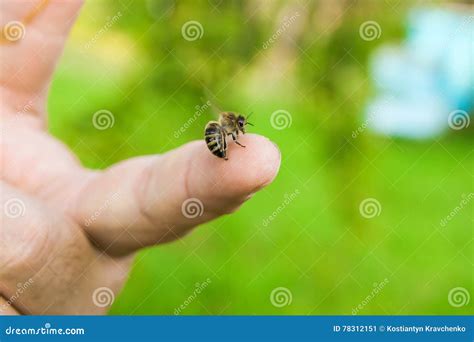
[72,134,281,255]
[0,296,19,315]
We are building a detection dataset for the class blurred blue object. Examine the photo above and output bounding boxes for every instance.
[366,6,473,139]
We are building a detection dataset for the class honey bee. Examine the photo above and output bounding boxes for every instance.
[204,112,253,160]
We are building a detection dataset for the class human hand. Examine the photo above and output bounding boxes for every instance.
[0,0,280,315]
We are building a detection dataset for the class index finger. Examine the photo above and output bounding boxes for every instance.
[72,134,281,255]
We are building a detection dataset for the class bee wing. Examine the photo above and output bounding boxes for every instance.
[202,89,224,119]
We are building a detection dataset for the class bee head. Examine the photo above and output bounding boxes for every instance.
[237,113,254,134]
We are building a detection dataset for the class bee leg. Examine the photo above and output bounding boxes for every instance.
[231,133,246,148]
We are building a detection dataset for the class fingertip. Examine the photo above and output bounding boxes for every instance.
[190,134,281,202]
[230,134,281,192]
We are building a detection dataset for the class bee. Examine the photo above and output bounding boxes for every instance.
[204,112,253,160]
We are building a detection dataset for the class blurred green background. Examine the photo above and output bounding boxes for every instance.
[48,0,472,315]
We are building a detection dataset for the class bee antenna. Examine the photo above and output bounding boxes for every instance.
[247,122,254,126]
[246,112,254,120]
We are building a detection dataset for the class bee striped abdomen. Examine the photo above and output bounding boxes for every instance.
[205,121,227,159]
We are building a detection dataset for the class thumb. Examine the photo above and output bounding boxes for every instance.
[1,0,84,115]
